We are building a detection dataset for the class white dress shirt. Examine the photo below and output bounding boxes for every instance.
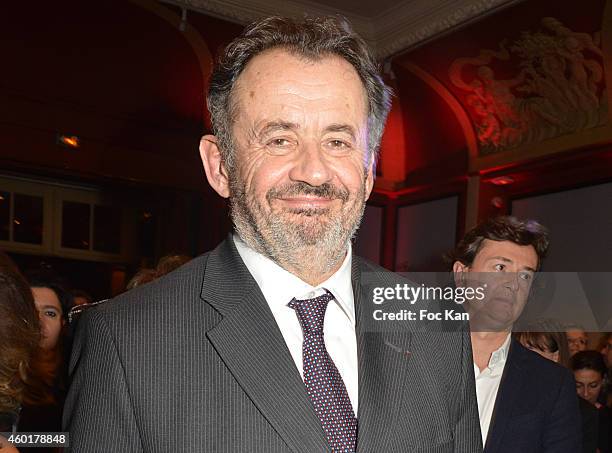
[233,234,359,413]
[474,333,511,446]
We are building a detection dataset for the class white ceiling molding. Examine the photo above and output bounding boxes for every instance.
[161,0,373,39]
[161,0,523,57]
[372,0,523,56]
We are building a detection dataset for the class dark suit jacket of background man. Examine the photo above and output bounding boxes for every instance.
[484,338,581,453]
[64,236,482,452]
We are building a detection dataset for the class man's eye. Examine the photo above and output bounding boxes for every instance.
[324,139,353,153]
[269,138,289,146]
[519,272,533,281]
[329,139,348,148]
[45,310,57,318]
[493,263,505,271]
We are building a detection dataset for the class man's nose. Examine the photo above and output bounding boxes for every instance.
[503,273,520,292]
[288,141,332,186]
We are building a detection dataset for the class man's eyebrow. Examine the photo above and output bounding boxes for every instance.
[323,123,356,139]
[487,256,513,263]
[257,121,300,136]
[253,121,357,140]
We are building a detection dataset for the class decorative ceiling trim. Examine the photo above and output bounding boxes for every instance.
[161,0,524,57]
[161,0,372,40]
[373,0,524,57]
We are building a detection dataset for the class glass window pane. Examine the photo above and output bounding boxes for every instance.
[0,191,10,241]
[62,201,90,250]
[13,193,43,244]
[93,205,121,254]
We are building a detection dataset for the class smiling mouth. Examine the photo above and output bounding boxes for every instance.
[267,182,349,207]
[275,198,336,217]
[276,196,336,209]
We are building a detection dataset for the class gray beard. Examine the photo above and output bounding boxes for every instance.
[229,177,366,280]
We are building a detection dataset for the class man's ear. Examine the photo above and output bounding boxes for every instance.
[199,135,230,198]
[364,160,375,202]
[453,261,468,287]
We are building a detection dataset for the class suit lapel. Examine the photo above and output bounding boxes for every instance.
[484,339,526,452]
[353,258,412,452]
[201,237,329,453]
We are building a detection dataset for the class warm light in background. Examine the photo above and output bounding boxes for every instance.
[57,133,80,149]
[490,176,515,186]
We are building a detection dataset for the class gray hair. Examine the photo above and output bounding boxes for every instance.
[207,15,392,171]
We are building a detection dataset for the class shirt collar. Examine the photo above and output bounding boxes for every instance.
[488,333,511,370]
[232,233,355,324]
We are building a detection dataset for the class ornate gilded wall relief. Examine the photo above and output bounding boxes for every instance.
[450,18,606,156]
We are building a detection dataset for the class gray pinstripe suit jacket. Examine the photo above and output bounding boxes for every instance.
[63,236,482,452]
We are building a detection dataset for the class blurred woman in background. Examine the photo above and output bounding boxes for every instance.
[598,333,612,408]
[572,351,612,453]
[17,270,72,452]
[516,322,598,452]
[515,319,570,366]
[0,252,40,452]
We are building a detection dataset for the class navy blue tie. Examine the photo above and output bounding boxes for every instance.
[288,291,357,452]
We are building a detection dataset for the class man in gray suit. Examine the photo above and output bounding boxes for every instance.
[64,16,481,452]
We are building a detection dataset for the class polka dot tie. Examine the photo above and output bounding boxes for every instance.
[288,291,357,453]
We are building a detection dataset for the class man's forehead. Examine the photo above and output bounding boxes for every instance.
[232,48,367,104]
[478,239,535,254]
[240,47,357,76]
[476,239,538,267]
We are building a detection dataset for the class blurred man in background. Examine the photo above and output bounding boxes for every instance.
[451,216,580,452]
